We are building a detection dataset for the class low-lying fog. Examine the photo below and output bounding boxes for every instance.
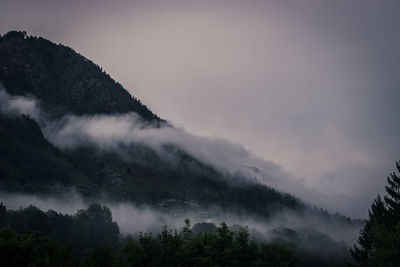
[0,191,361,246]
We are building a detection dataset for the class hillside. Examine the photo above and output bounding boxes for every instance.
[0,31,306,215]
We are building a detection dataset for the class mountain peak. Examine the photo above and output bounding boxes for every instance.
[0,31,163,123]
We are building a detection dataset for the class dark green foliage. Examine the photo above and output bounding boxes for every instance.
[384,162,400,225]
[84,246,117,267]
[64,203,120,259]
[0,31,162,122]
[123,220,297,267]
[0,225,76,267]
[0,203,120,260]
[350,161,400,266]
[258,243,297,267]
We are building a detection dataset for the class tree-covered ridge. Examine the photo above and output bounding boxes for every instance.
[0,31,162,122]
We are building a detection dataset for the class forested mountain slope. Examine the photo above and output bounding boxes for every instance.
[0,31,355,225]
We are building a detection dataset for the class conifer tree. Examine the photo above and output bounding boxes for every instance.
[350,161,400,266]
[384,162,400,225]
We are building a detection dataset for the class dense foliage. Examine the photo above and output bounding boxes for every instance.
[0,203,120,259]
[122,220,297,267]
[0,225,76,266]
[350,161,400,266]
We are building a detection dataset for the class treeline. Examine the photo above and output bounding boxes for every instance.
[0,203,297,267]
[122,220,297,267]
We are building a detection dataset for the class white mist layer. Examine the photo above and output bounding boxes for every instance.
[44,112,366,217]
[0,86,41,120]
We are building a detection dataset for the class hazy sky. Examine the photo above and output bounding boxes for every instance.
[1,0,400,217]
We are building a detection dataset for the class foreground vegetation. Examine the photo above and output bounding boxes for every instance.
[2,161,400,267]
[0,207,297,267]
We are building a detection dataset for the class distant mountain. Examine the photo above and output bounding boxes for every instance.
[0,31,162,122]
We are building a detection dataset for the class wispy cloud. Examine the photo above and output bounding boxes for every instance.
[0,85,41,120]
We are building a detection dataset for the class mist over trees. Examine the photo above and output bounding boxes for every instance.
[0,202,357,266]
[1,203,296,266]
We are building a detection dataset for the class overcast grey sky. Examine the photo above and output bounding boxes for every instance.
[1,0,400,217]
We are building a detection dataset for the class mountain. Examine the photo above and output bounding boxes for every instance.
[0,30,361,266]
[0,30,357,222]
